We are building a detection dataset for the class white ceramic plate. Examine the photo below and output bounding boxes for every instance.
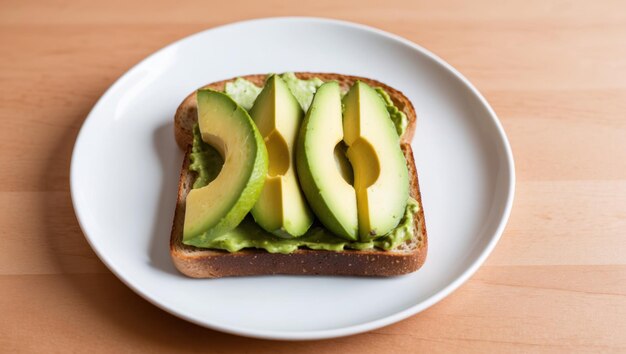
[71,17,514,340]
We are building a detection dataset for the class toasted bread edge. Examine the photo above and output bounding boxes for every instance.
[170,73,426,278]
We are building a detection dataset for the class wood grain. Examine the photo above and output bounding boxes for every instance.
[1,0,625,352]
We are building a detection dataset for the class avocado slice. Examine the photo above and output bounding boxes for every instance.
[183,90,268,246]
[249,75,314,238]
[343,81,409,241]
[296,82,359,241]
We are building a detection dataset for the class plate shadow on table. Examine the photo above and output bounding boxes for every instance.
[39,112,278,348]
[42,114,446,347]
[44,111,458,352]
[149,122,185,276]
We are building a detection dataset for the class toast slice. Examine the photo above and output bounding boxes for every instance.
[170,73,427,277]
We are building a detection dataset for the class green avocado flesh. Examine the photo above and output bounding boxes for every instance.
[248,75,314,238]
[183,90,268,246]
[189,121,419,254]
[187,74,417,253]
[225,73,408,138]
[374,87,408,137]
[189,129,420,253]
[296,82,359,240]
[342,81,409,241]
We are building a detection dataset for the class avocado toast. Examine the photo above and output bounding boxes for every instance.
[170,73,427,278]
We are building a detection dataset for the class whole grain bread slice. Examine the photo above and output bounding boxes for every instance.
[170,73,427,277]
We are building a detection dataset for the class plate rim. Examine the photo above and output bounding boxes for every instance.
[70,16,516,340]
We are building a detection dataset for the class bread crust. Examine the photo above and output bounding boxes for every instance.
[170,73,426,278]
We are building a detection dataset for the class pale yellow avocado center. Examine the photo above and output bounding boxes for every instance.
[342,81,409,240]
[249,75,314,238]
[265,132,289,176]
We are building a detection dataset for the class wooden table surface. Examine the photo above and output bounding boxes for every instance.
[2,0,625,352]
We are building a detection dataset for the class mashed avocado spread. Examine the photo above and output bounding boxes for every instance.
[224,78,262,111]
[191,73,416,254]
[374,87,408,137]
[226,73,408,137]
